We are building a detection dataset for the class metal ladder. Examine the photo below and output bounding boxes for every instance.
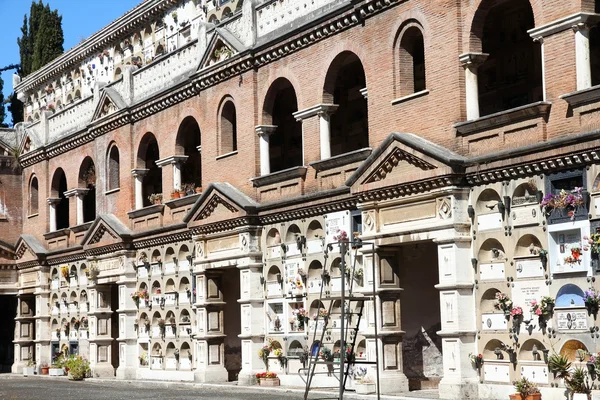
[299,239,380,400]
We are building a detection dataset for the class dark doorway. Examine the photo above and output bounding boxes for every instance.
[176,117,202,189]
[223,268,241,381]
[138,133,162,208]
[52,169,69,230]
[110,284,119,373]
[0,295,17,372]
[397,242,442,390]
[79,157,97,223]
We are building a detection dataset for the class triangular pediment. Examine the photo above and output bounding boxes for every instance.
[15,235,46,262]
[91,88,127,122]
[81,214,132,249]
[198,28,246,70]
[185,183,258,227]
[347,133,466,194]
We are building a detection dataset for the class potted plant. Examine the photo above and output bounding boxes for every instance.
[64,355,90,381]
[584,288,600,316]
[23,358,36,376]
[548,353,571,380]
[49,354,65,376]
[148,193,163,205]
[40,362,49,375]
[355,375,376,395]
[510,377,541,400]
[566,367,592,400]
[256,371,279,386]
[170,189,180,199]
[195,186,202,194]
[494,292,513,318]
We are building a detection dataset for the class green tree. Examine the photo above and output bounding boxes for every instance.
[6,93,24,126]
[0,77,7,127]
[17,1,64,77]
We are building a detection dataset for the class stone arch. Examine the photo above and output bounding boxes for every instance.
[29,174,39,215]
[218,96,237,155]
[50,168,69,230]
[78,156,96,223]
[285,224,301,243]
[262,77,302,173]
[514,234,543,257]
[476,188,502,214]
[478,238,506,262]
[175,116,202,189]
[306,220,324,239]
[480,288,501,313]
[136,132,162,207]
[519,338,546,361]
[470,0,543,116]
[483,338,506,359]
[395,21,426,96]
[560,340,589,361]
[556,284,585,307]
[323,51,369,156]
[266,228,281,246]
[106,143,120,191]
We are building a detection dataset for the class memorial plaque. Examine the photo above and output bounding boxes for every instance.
[208,311,220,331]
[477,213,503,232]
[479,263,505,281]
[512,281,549,319]
[511,205,539,227]
[209,344,220,364]
[306,239,322,254]
[515,259,544,279]
[594,196,600,216]
[551,229,587,274]
[326,211,351,245]
[308,279,322,294]
[556,310,588,331]
[484,363,511,383]
[242,341,251,366]
[268,246,281,259]
[521,365,549,384]
[481,313,508,330]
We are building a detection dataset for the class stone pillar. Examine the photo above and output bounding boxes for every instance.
[46,198,61,232]
[255,125,277,176]
[64,188,89,226]
[155,155,189,191]
[435,238,479,400]
[573,23,592,91]
[131,168,149,210]
[459,53,488,121]
[293,104,339,160]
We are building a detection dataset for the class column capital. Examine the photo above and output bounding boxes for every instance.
[459,52,489,69]
[255,125,278,137]
[63,188,90,198]
[293,104,339,121]
[572,22,592,33]
[46,197,61,205]
[131,168,149,178]
[155,155,189,168]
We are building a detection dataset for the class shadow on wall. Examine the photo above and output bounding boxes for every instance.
[402,322,443,386]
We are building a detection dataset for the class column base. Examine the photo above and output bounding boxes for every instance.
[92,364,115,378]
[116,365,137,380]
[438,378,479,400]
[194,366,228,382]
[237,369,257,386]
[379,371,409,394]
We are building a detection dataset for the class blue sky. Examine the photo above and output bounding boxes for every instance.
[0,0,141,126]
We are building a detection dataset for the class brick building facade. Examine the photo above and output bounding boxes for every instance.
[1,0,600,398]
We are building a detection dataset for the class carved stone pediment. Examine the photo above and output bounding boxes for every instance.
[185,183,259,228]
[198,28,246,70]
[15,235,45,263]
[91,88,127,122]
[347,133,466,196]
[81,214,132,250]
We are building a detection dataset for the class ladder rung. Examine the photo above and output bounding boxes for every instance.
[326,296,373,301]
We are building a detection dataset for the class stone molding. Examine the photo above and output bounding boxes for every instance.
[528,12,600,40]
[292,103,338,121]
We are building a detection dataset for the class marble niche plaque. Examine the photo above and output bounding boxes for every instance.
[483,363,511,383]
[479,263,505,281]
[556,309,588,331]
[512,281,549,320]
[481,313,508,330]
[515,258,544,279]
[511,205,539,227]
[477,213,503,232]
[521,365,549,384]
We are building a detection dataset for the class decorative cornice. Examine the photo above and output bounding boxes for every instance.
[155,155,189,167]
[528,12,600,40]
[15,0,180,93]
[293,104,338,121]
[309,148,372,172]
[250,166,307,188]
[191,217,258,236]
[357,175,464,203]
[258,199,357,225]
[133,230,192,249]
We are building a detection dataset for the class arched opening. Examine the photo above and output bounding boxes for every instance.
[107,145,120,191]
[137,133,162,207]
[220,100,237,154]
[29,176,39,215]
[324,51,369,156]
[263,78,302,173]
[175,117,201,189]
[476,0,542,116]
[398,25,426,95]
[78,157,96,223]
[51,168,69,230]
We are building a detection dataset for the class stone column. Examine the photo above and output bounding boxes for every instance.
[293,104,339,160]
[255,125,277,176]
[573,23,592,91]
[64,188,89,225]
[155,155,189,191]
[459,53,488,121]
[46,198,61,232]
[131,168,149,210]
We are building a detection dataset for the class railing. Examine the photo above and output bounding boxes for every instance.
[256,0,337,37]
[46,96,94,139]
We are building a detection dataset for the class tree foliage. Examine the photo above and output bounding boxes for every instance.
[17,1,64,77]
[0,77,6,127]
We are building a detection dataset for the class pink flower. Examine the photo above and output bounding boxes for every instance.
[535,308,542,316]
[530,300,537,306]
[584,246,590,251]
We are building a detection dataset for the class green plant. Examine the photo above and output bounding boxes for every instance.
[148,193,163,204]
[566,367,592,394]
[513,377,539,396]
[64,355,90,381]
[548,353,571,379]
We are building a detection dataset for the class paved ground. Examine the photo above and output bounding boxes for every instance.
[0,375,440,400]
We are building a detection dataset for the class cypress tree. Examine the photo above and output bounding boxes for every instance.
[0,77,6,127]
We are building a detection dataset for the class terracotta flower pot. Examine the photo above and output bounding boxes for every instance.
[171,192,180,199]
[259,377,280,386]
[41,367,49,375]
[509,394,541,400]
